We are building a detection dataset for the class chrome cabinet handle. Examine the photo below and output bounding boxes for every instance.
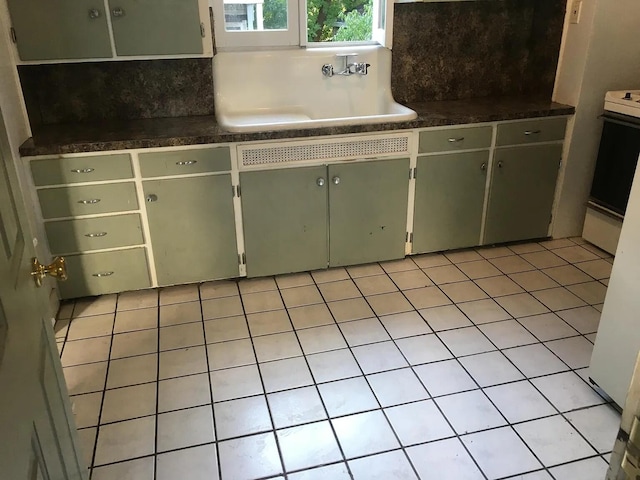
[146,194,158,202]
[497,161,503,168]
[92,271,114,277]
[316,178,325,187]
[70,168,94,173]
[111,7,125,17]
[448,137,464,143]
[78,198,100,204]
[524,130,541,135]
[84,232,107,238]
[332,176,340,185]
[88,8,101,19]
[176,160,197,166]
[480,163,486,171]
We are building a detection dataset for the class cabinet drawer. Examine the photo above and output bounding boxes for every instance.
[30,154,132,186]
[46,214,144,254]
[58,248,151,299]
[38,183,138,219]
[139,147,231,177]
[496,117,567,146]
[418,126,492,153]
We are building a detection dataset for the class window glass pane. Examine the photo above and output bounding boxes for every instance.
[307,0,373,42]
[223,0,288,31]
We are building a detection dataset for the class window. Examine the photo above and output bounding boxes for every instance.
[211,0,392,49]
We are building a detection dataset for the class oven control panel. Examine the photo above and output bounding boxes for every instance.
[605,89,640,118]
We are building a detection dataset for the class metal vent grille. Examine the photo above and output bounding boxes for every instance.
[241,136,409,166]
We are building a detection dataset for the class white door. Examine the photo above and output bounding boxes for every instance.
[0,107,85,479]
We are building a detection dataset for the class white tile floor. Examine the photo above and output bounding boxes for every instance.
[56,237,619,480]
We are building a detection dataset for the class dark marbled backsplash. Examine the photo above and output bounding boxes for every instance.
[19,58,214,128]
[391,0,565,103]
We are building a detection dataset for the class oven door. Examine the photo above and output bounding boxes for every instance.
[590,113,640,216]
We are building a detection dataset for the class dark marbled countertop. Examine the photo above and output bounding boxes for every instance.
[19,97,575,156]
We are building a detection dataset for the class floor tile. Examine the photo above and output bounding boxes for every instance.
[518,313,580,342]
[207,339,256,370]
[352,341,409,373]
[508,242,546,254]
[287,463,350,480]
[159,284,199,305]
[117,289,158,311]
[354,274,398,296]
[71,392,102,428]
[556,306,601,334]
[574,259,612,280]
[565,404,620,453]
[367,292,414,316]
[204,316,249,343]
[412,253,451,269]
[405,286,452,309]
[318,279,362,302]
[159,346,208,379]
[459,351,524,387]
[490,255,536,274]
[311,267,349,284]
[275,272,314,289]
[215,395,272,440]
[114,307,158,333]
[435,390,506,434]
[76,427,96,468]
[407,438,484,480]
[380,311,431,338]
[515,415,597,467]
[553,245,599,263]
[101,382,156,423]
[581,242,613,258]
[503,344,569,378]
[549,457,609,480]
[210,364,263,402]
[110,329,157,359]
[462,427,541,479]
[307,349,362,383]
[92,457,154,480]
[438,327,495,357]
[200,296,243,321]
[106,353,157,389]
[567,281,607,305]
[94,416,155,466]
[297,324,347,354]
[509,270,560,291]
[380,258,420,274]
[253,331,302,362]
[73,295,117,317]
[157,405,215,452]
[61,336,111,367]
[389,269,433,290]
[349,450,418,480]
[347,263,385,278]
[160,300,203,326]
[218,432,283,480]
[64,362,108,395]
[532,372,605,412]
[414,359,478,397]
[385,399,454,446]
[422,264,468,284]
[457,260,502,280]
[238,277,277,294]
[545,335,593,368]
[327,298,375,322]
[539,238,576,250]
[476,245,514,259]
[339,317,390,346]
[332,410,399,458]
[268,386,327,428]
[367,368,429,407]
[158,373,211,412]
[156,444,218,480]
[440,281,488,303]
[54,318,70,340]
[542,265,593,286]
[160,322,205,351]
[288,303,334,329]
[318,376,379,417]
[200,280,239,299]
[445,249,484,264]
[395,334,452,365]
[67,314,114,341]
[419,304,472,331]
[456,299,511,325]
[532,287,587,311]
[521,251,568,269]
[478,319,538,348]
[281,285,324,308]
[241,290,285,314]
[474,275,524,297]
[484,381,556,423]
[495,293,549,318]
[247,309,293,335]
[277,421,342,471]
[260,356,313,392]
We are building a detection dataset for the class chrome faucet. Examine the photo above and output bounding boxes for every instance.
[322,53,370,77]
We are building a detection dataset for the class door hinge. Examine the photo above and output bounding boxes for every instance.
[10,27,16,44]
[200,22,206,38]
[406,232,408,242]
[238,253,246,265]
[410,232,413,242]
[236,185,241,197]
[233,185,241,197]
[409,167,416,179]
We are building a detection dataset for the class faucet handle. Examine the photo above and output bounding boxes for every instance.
[356,63,371,75]
[322,64,334,77]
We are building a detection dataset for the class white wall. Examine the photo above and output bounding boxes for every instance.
[552,0,640,238]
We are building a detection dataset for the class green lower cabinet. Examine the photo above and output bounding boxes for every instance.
[240,166,328,277]
[328,158,410,266]
[484,144,562,245]
[143,175,239,286]
[413,151,489,253]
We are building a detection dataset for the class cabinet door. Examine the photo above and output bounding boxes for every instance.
[7,0,112,60]
[143,175,238,286]
[329,158,409,266]
[484,144,562,245]
[241,166,328,277]
[109,0,203,56]
[413,151,488,253]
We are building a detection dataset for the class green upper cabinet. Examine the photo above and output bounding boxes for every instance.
[484,144,562,245]
[328,159,409,266]
[413,151,489,254]
[7,0,112,61]
[240,166,328,277]
[143,175,239,286]
[109,0,203,56]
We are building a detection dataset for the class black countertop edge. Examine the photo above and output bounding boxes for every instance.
[19,98,575,157]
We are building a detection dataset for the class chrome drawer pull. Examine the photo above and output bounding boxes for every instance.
[524,130,541,135]
[84,232,107,238]
[448,137,465,143]
[78,199,101,204]
[70,168,95,173]
[176,160,197,166]
[92,271,114,277]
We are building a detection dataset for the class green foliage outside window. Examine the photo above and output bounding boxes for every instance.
[307,0,373,42]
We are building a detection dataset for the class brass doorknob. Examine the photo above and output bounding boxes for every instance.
[31,257,68,287]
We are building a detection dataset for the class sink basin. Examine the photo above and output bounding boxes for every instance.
[213,46,417,133]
